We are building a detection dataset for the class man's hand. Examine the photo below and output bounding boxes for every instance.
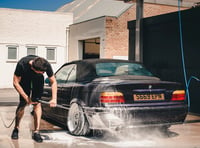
[26,97,38,105]
[49,99,57,107]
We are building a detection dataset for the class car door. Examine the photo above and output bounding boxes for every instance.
[52,64,77,123]
[60,64,77,105]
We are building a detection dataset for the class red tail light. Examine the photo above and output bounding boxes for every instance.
[171,90,185,101]
[100,92,125,103]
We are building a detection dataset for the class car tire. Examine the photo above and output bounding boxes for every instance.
[67,102,90,136]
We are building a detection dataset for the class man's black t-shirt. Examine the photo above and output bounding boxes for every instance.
[14,55,54,102]
[14,55,54,86]
[14,55,54,99]
[14,55,53,78]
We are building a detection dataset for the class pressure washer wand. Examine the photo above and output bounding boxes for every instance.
[38,100,69,110]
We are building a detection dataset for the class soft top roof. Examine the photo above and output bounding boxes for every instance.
[63,58,140,66]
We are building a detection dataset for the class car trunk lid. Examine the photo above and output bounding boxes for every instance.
[93,76,184,105]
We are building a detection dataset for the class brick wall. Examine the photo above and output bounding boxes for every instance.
[104,3,188,59]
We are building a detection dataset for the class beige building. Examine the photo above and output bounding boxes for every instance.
[0,8,73,88]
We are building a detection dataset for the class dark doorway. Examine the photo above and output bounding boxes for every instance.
[83,38,100,59]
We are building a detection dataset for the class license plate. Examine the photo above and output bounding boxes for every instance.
[133,94,164,101]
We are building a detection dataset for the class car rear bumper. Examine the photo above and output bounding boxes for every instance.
[83,103,188,130]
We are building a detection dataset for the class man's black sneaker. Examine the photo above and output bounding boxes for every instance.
[11,128,19,139]
[32,132,43,143]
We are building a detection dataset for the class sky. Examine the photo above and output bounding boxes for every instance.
[0,0,73,11]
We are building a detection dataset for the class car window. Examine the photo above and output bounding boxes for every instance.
[67,65,77,83]
[56,64,76,83]
[96,62,153,77]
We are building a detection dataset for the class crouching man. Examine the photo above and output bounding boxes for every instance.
[11,55,57,143]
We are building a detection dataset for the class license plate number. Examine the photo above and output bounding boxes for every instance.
[134,94,164,101]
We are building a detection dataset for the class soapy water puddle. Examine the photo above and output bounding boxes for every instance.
[38,106,179,148]
[40,126,178,148]
[0,106,180,147]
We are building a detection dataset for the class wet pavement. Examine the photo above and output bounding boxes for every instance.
[1,88,200,148]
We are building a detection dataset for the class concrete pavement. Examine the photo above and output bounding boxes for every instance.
[0,88,31,147]
[1,88,200,148]
[0,88,18,106]
[0,88,62,148]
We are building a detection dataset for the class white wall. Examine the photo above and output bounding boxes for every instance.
[68,17,106,61]
[0,8,73,88]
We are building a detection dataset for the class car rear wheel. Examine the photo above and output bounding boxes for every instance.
[67,102,90,136]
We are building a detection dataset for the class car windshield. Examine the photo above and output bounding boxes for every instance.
[96,62,153,77]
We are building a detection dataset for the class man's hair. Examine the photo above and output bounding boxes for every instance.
[32,57,49,72]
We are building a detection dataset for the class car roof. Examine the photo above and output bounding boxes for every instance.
[61,59,141,82]
[64,58,140,66]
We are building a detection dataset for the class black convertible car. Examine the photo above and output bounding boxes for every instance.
[41,59,188,136]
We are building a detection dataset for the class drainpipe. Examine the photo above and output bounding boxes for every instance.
[117,0,144,62]
[135,0,143,62]
[66,27,70,62]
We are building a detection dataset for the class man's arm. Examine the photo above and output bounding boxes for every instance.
[13,75,31,103]
[48,75,57,107]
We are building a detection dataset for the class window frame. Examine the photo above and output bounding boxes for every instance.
[46,47,56,63]
[7,45,18,62]
[27,46,37,56]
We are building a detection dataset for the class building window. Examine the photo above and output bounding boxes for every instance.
[27,47,36,55]
[46,47,56,62]
[7,46,18,61]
